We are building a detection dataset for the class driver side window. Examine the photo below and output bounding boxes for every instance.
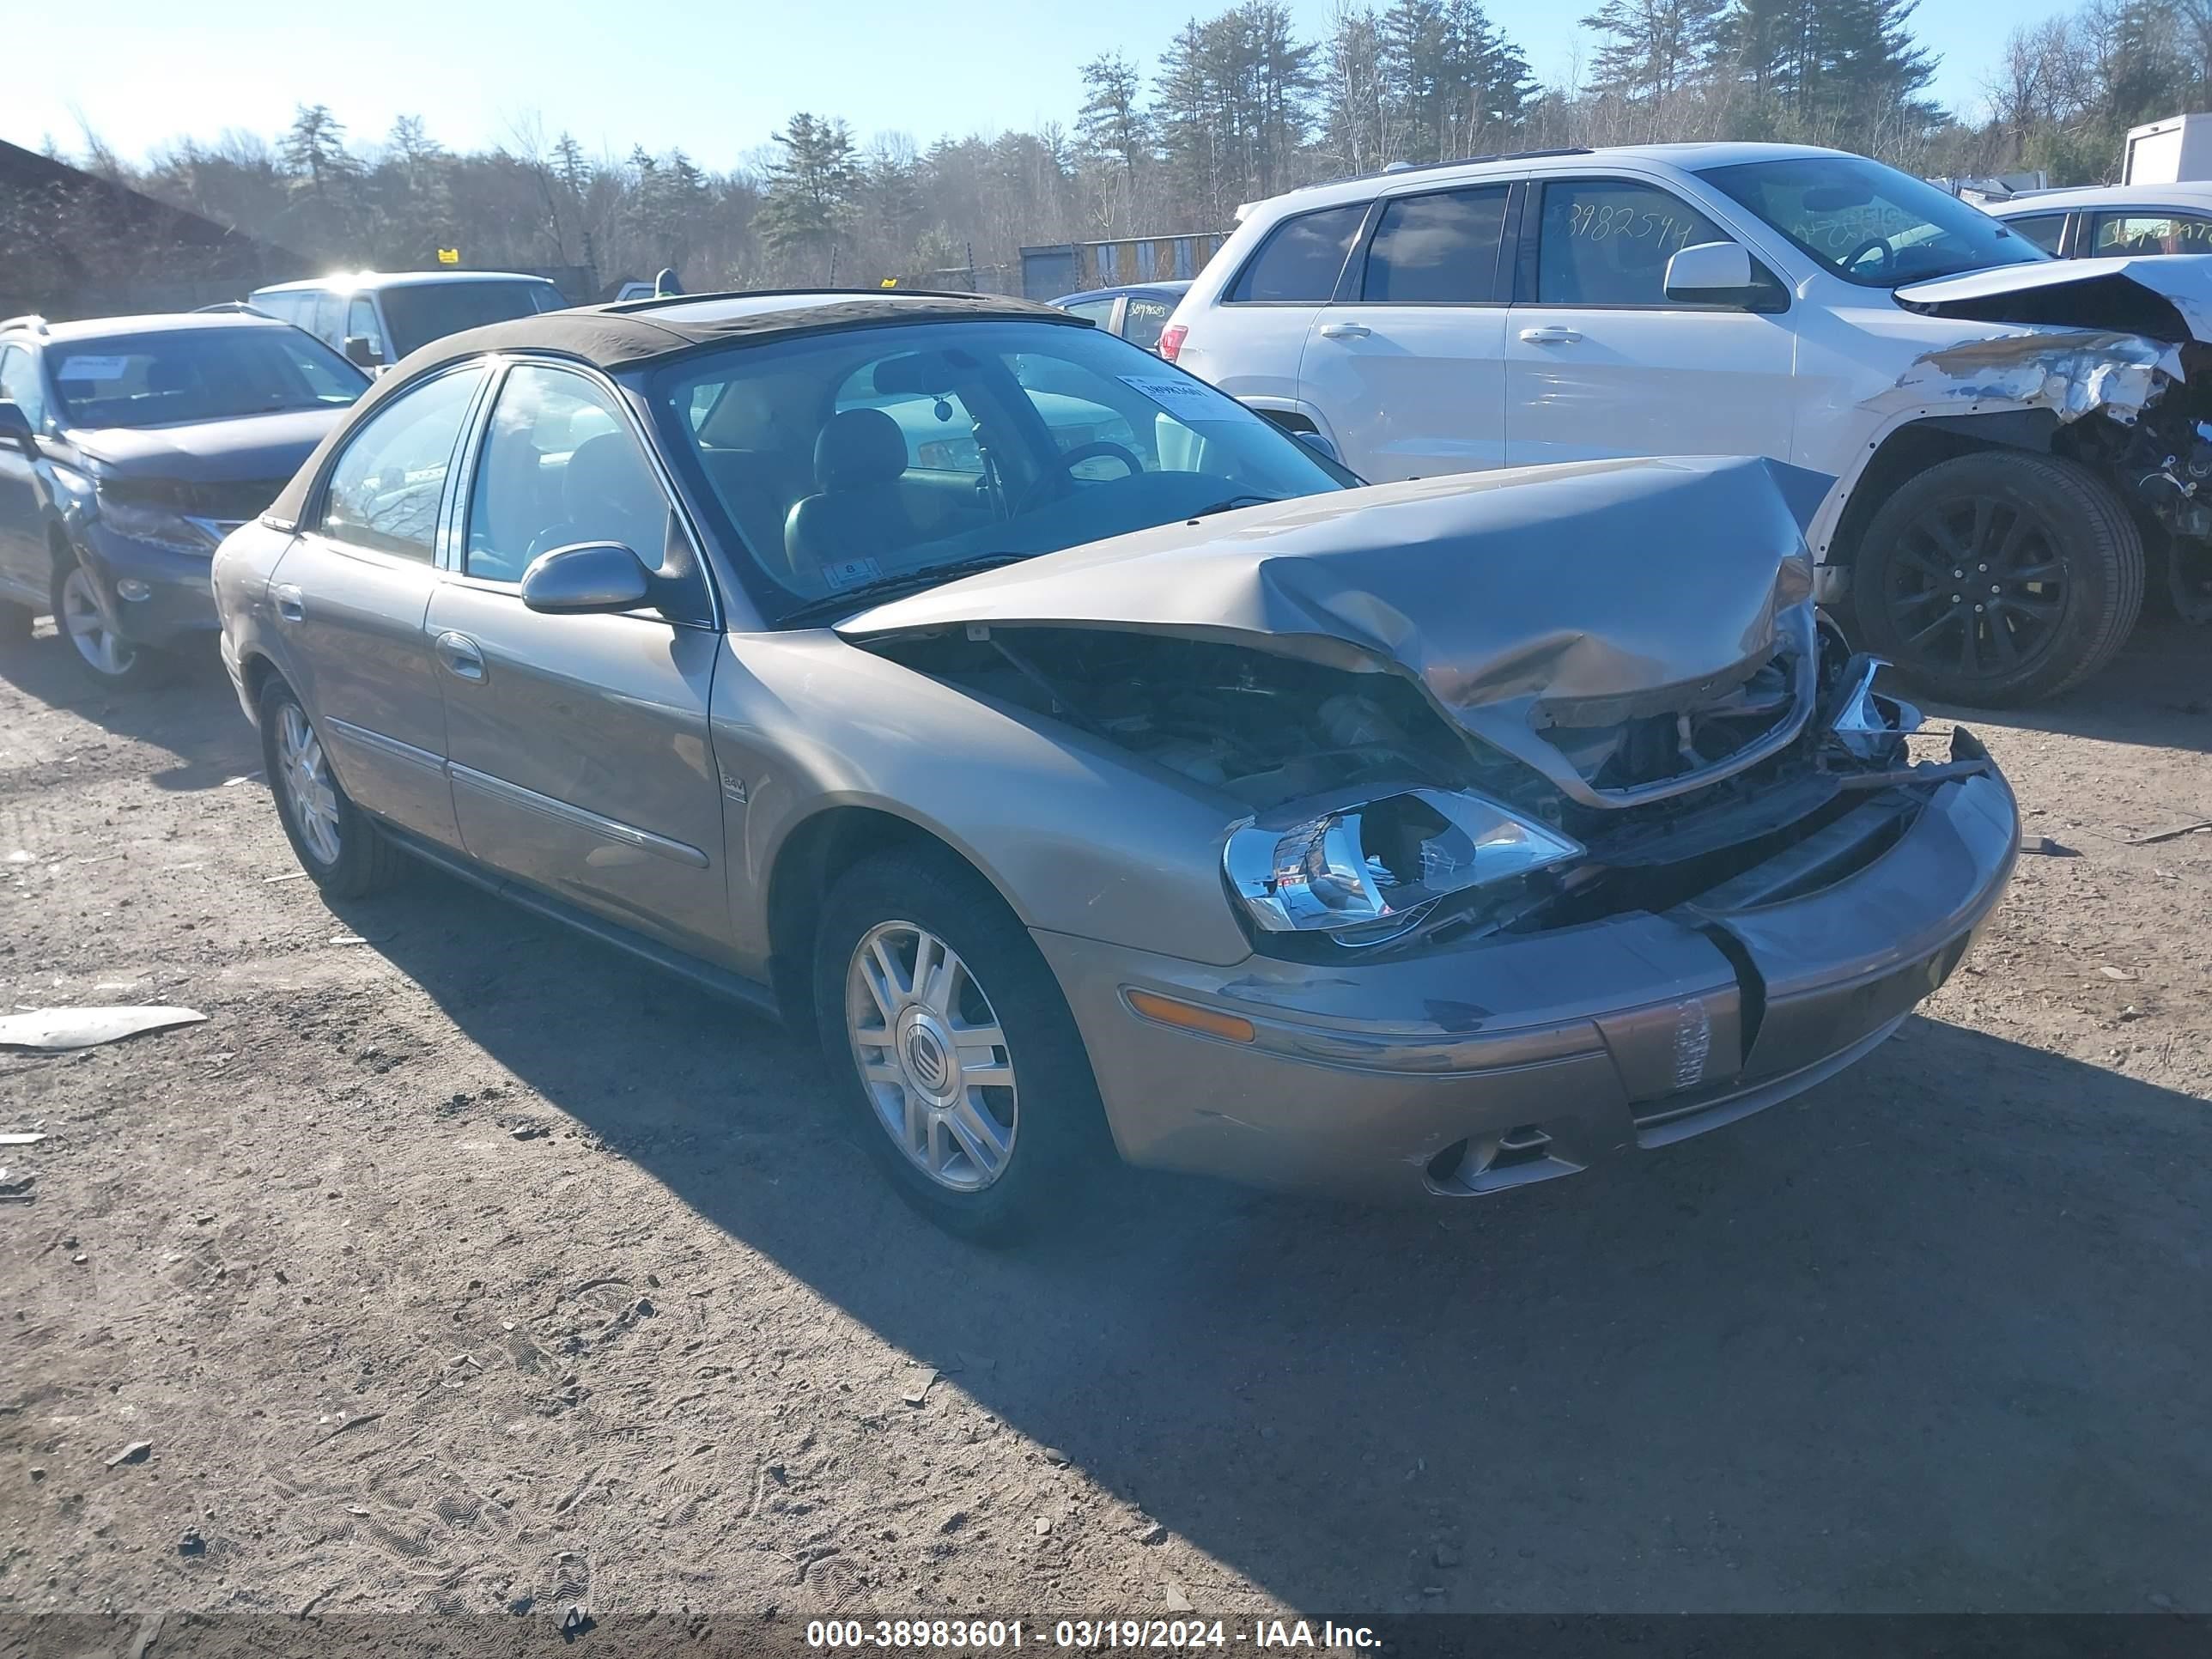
[465,365,665,586]
[1534,179,1730,307]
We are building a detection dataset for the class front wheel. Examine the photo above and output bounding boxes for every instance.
[258,677,404,898]
[1853,450,2143,707]
[52,556,167,688]
[811,848,1109,1243]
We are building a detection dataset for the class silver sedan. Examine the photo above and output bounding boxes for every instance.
[213,292,2016,1240]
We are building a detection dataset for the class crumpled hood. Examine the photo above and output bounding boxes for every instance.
[64,407,348,482]
[1896,254,2212,347]
[842,455,1827,802]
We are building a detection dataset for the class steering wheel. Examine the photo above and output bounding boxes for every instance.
[1840,236,1893,277]
[1017,441,1144,512]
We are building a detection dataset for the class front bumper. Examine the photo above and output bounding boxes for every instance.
[1038,750,2018,1201]
[72,525,221,649]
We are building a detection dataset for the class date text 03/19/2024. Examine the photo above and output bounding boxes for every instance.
[805,1620,1383,1650]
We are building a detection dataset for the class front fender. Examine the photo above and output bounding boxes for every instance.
[709,631,1258,975]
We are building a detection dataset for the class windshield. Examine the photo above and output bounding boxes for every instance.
[48,327,367,429]
[647,318,1348,624]
[1700,155,2048,288]
[380,281,564,356]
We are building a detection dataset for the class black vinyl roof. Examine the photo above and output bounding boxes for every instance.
[263,290,1076,530]
[398,289,1070,375]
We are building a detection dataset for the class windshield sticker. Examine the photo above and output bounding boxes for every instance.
[821,556,885,593]
[56,356,135,382]
[1117,374,1237,422]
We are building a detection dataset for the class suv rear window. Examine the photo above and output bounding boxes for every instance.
[1360,185,1510,302]
[1229,204,1367,303]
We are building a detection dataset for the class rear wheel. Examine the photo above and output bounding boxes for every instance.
[52,555,167,688]
[811,848,1108,1243]
[258,677,404,898]
[1853,450,2142,707]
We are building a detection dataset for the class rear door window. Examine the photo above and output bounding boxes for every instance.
[317,367,485,561]
[1229,204,1368,302]
[1122,295,1176,349]
[1360,185,1512,303]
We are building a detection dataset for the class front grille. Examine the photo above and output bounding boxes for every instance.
[1533,645,1807,804]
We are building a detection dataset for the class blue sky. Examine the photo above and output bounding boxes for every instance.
[9,0,2073,168]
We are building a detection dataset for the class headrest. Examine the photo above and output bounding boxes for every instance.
[813,407,908,490]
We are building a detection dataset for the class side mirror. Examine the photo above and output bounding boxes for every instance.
[1663,240,1758,304]
[0,400,33,452]
[1294,428,1341,465]
[343,335,381,368]
[520,541,653,615]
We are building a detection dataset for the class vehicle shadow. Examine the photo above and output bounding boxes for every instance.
[0,625,257,791]
[335,865,2212,1613]
[1912,615,2212,756]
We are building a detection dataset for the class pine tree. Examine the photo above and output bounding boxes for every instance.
[280,105,357,199]
[1078,53,1151,189]
[1580,0,1727,103]
[755,113,860,279]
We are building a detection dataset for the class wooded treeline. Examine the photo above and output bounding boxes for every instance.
[40,0,2212,300]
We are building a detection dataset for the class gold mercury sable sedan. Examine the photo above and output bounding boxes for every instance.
[210,291,2017,1241]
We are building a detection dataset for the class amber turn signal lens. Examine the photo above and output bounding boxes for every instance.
[1125,989,1256,1043]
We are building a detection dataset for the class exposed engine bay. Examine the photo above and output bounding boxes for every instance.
[874,620,1979,957]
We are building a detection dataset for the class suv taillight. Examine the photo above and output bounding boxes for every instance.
[1157,323,1188,363]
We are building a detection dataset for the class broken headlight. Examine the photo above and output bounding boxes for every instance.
[1224,789,1583,945]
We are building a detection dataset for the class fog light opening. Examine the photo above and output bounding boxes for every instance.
[115,579,153,602]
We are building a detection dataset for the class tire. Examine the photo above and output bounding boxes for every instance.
[811,847,1109,1243]
[1852,450,2143,707]
[51,554,169,689]
[257,677,404,898]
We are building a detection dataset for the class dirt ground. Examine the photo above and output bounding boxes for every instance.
[1,617,2208,1632]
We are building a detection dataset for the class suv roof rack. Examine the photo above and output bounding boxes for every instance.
[1297,146,1596,196]
[0,313,49,335]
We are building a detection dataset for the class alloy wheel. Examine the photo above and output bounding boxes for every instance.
[60,567,137,678]
[1882,493,2068,683]
[276,702,343,867]
[844,921,1018,1193]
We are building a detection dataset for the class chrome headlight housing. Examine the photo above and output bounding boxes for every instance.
[1224,788,1583,945]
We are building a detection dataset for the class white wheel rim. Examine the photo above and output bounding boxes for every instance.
[276,702,343,867]
[61,568,135,678]
[845,921,1018,1193]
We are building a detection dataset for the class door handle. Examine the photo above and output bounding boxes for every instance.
[271,583,305,623]
[434,630,486,684]
[1518,326,1583,345]
[1318,322,1372,339]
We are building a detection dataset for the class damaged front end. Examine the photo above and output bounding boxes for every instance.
[870,614,1966,963]
[843,455,1999,963]
[1895,258,2212,621]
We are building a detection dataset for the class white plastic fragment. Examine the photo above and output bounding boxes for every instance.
[0,1006,209,1051]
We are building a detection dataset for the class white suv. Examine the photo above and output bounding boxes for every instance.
[1164,142,2212,705]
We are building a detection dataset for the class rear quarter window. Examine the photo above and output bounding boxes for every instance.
[1228,204,1368,303]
